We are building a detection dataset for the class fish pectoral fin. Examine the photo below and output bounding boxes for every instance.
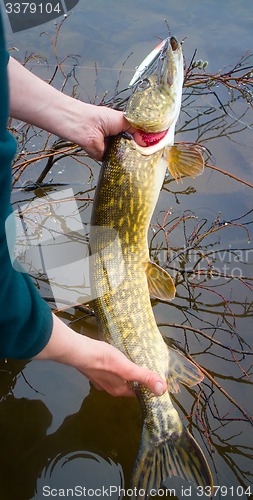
[166,347,204,392]
[145,261,175,302]
[164,143,205,181]
[131,424,213,497]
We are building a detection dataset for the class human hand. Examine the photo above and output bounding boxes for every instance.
[75,339,167,397]
[68,103,139,161]
[8,58,140,161]
[35,314,167,398]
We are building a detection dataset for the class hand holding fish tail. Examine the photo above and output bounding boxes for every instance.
[35,314,167,398]
[80,341,168,397]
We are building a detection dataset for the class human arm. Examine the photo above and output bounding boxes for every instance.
[35,314,167,397]
[8,56,139,160]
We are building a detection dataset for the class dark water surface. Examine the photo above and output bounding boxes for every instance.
[1,1,253,499]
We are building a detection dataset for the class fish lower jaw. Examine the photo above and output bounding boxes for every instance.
[133,126,175,156]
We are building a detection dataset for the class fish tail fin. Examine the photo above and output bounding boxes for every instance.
[131,424,213,499]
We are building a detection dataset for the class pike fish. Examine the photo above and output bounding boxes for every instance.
[90,36,213,496]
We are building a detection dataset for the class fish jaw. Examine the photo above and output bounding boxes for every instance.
[132,123,176,156]
[125,36,184,134]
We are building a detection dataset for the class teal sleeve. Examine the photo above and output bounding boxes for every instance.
[0,10,53,359]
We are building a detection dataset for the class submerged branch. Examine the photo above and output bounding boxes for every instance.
[184,50,253,107]
[158,323,253,356]
[192,359,253,426]
[206,163,253,189]
[166,335,253,426]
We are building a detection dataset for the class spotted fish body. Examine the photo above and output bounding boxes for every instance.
[90,37,213,497]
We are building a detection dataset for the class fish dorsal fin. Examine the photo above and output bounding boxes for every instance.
[165,347,204,393]
[145,261,175,302]
[165,143,204,181]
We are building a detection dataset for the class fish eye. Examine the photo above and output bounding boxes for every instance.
[138,79,150,90]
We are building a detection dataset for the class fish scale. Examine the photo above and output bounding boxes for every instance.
[89,36,212,498]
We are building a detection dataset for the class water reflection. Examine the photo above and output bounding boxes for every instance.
[0,364,140,500]
[35,450,124,499]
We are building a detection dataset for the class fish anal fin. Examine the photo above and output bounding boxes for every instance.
[131,424,213,498]
[164,143,204,181]
[166,347,204,392]
[145,261,175,302]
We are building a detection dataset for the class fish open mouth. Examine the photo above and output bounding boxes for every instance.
[132,127,174,155]
[138,129,169,146]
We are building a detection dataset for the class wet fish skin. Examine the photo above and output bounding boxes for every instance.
[90,36,213,498]
[126,36,184,134]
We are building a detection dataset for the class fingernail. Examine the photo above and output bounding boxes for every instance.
[154,381,165,396]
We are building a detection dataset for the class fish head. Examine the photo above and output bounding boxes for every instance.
[125,36,184,146]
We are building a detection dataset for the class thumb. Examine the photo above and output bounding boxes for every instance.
[126,363,167,396]
[122,117,147,147]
